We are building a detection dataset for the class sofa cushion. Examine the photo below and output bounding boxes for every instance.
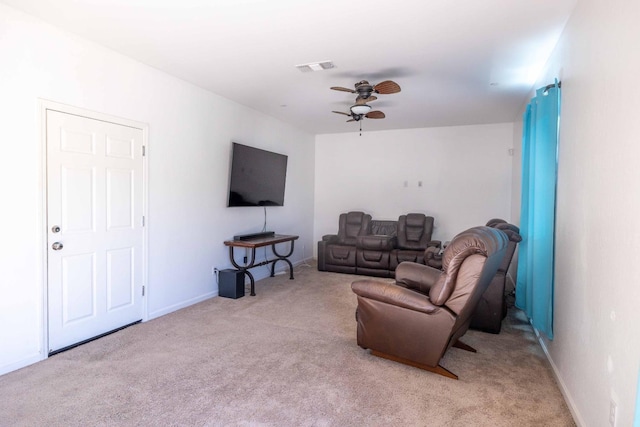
[357,250,390,269]
[338,211,372,245]
[397,213,434,250]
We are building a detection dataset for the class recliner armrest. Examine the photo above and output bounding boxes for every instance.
[395,261,442,294]
[351,279,440,315]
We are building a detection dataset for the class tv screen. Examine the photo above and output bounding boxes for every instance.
[227,143,288,207]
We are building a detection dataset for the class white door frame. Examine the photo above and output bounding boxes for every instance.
[39,99,149,359]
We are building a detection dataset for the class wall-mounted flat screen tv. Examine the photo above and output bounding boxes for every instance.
[227,143,288,207]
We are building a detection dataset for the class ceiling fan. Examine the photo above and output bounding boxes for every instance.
[330,79,401,100]
[330,79,400,125]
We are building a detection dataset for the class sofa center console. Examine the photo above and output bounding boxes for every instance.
[356,235,396,251]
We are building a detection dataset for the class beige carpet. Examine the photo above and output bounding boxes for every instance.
[0,263,574,426]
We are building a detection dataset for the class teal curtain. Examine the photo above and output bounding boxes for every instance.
[635,368,640,427]
[516,80,560,339]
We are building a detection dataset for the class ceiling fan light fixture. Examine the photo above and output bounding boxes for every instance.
[350,104,372,115]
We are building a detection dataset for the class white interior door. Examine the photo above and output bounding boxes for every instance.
[46,109,145,353]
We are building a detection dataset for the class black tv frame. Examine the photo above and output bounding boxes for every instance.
[227,142,288,207]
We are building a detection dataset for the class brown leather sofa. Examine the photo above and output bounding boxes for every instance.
[350,226,508,379]
[318,211,440,277]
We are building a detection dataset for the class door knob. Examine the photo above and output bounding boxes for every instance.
[52,242,64,251]
[51,225,61,233]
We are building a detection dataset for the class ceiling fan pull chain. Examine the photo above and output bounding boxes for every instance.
[359,121,362,136]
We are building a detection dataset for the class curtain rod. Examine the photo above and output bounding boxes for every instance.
[543,81,562,92]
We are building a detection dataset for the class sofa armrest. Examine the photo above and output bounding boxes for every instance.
[351,279,440,315]
[395,261,442,294]
[427,240,442,249]
[317,240,328,271]
[322,234,339,243]
[424,246,439,260]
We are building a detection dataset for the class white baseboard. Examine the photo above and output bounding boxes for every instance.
[149,258,314,320]
[0,352,44,376]
[147,291,218,320]
[534,327,585,427]
[293,256,315,267]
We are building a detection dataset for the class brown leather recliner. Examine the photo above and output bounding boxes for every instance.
[317,211,372,274]
[351,226,508,379]
[390,213,440,270]
[470,220,522,333]
[485,218,507,228]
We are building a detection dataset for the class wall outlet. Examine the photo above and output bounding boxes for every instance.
[212,267,218,275]
[609,399,617,426]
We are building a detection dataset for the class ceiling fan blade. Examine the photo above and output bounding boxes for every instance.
[331,86,356,93]
[374,80,401,94]
[355,95,377,105]
[332,110,351,116]
[346,119,356,122]
[366,110,386,119]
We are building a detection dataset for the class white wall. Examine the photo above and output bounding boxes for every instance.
[0,4,315,375]
[511,0,640,425]
[314,124,514,246]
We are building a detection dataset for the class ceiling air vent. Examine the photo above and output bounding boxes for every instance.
[295,60,335,72]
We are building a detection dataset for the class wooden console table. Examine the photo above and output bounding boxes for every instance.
[223,234,299,296]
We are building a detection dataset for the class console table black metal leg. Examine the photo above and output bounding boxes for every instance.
[228,246,257,296]
[245,270,256,296]
[272,241,295,279]
[285,258,294,279]
[270,258,294,279]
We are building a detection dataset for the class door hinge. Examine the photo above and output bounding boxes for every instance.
[142,285,145,296]
[142,145,146,156]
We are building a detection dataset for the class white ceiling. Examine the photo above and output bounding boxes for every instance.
[3,0,577,134]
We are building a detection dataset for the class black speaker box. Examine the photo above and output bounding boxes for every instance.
[219,269,245,299]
